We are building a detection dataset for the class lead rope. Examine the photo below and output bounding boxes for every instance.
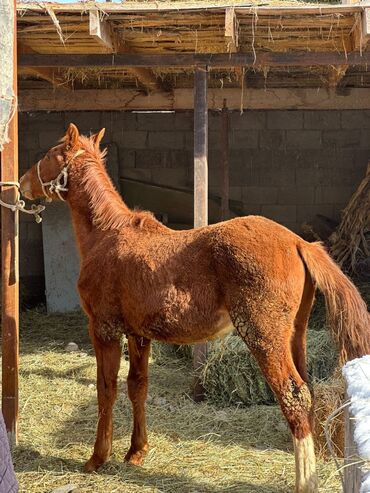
[0,182,45,223]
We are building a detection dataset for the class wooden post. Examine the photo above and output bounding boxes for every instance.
[220,99,229,221]
[193,65,208,402]
[344,398,362,492]
[1,0,19,445]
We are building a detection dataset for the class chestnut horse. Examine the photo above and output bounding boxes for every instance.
[20,124,369,493]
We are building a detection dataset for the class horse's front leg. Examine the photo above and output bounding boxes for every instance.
[84,327,122,473]
[124,335,151,466]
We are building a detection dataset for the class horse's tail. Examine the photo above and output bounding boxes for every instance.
[298,241,370,362]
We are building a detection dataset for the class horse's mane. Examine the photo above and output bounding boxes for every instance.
[75,136,156,231]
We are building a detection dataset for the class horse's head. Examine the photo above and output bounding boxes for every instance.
[20,123,105,201]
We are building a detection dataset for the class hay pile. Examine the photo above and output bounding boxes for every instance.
[201,330,338,407]
[330,162,370,276]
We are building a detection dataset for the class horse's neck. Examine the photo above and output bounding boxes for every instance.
[66,157,130,255]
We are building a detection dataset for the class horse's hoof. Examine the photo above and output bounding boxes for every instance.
[124,445,149,466]
[84,454,105,473]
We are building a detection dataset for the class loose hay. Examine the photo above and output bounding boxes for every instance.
[201,330,338,407]
[313,373,345,460]
[0,308,341,493]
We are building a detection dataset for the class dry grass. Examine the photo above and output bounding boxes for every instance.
[0,308,342,493]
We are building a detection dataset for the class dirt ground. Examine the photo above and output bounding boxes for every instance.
[2,309,340,493]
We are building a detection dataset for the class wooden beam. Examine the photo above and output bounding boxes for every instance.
[88,10,162,93]
[220,99,230,221]
[352,8,370,52]
[193,66,208,403]
[18,51,370,69]
[344,401,362,492]
[1,0,19,446]
[89,10,115,52]
[225,7,239,53]
[19,87,370,112]
[18,42,68,89]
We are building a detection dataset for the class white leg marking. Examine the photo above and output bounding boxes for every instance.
[293,434,318,493]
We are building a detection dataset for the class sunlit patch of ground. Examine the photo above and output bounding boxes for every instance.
[1,309,340,492]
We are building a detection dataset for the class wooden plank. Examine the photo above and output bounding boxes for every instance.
[221,99,229,221]
[225,7,238,53]
[17,42,69,89]
[89,10,115,52]
[1,0,19,446]
[19,87,370,112]
[344,396,362,492]
[18,51,370,68]
[352,8,370,51]
[15,2,364,14]
[193,66,208,403]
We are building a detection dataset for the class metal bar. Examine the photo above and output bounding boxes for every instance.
[18,51,370,68]
[193,65,208,402]
[1,0,19,446]
[220,99,230,221]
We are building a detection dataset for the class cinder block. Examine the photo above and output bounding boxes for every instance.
[113,130,148,149]
[39,130,62,149]
[261,204,297,224]
[135,150,163,168]
[65,111,102,133]
[230,158,259,186]
[242,186,278,205]
[304,111,341,130]
[120,149,136,168]
[286,130,321,149]
[259,130,285,150]
[315,186,355,205]
[137,112,176,131]
[151,167,188,188]
[296,204,334,224]
[23,112,65,133]
[259,166,296,186]
[322,130,361,148]
[360,129,370,149]
[121,168,152,182]
[230,111,266,130]
[101,112,137,134]
[295,168,317,186]
[267,111,303,130]
[341,110,370,129]
[230,130,259,149]
[174,111,193,131]
[148,131,184,149]
[277,186,315,205]
[243,204,262,216]
[162,150,192,170]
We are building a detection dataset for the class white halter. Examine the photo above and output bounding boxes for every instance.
[36,149,84,202]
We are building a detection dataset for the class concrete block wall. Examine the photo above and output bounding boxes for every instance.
[18,110,370,301]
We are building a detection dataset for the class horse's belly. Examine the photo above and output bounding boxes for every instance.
[139,308,234,344]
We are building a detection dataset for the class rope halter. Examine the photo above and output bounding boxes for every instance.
[0,182,45,223]
[36,149,85,202]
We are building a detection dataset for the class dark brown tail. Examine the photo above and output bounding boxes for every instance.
[298,241,370,362]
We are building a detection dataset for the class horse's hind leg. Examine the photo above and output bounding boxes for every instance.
[124,335,151,466]
[235,318,317,493]
[84,329,122,472]
[291,273,315,383]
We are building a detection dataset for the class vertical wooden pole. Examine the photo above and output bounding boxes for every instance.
[1,0,19,445]
[193,65,208,402]
[344,398,362,492]
[220,99,229,221]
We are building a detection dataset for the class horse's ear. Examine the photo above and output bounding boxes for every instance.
[65,123,79,147]
[91,128,105,147]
